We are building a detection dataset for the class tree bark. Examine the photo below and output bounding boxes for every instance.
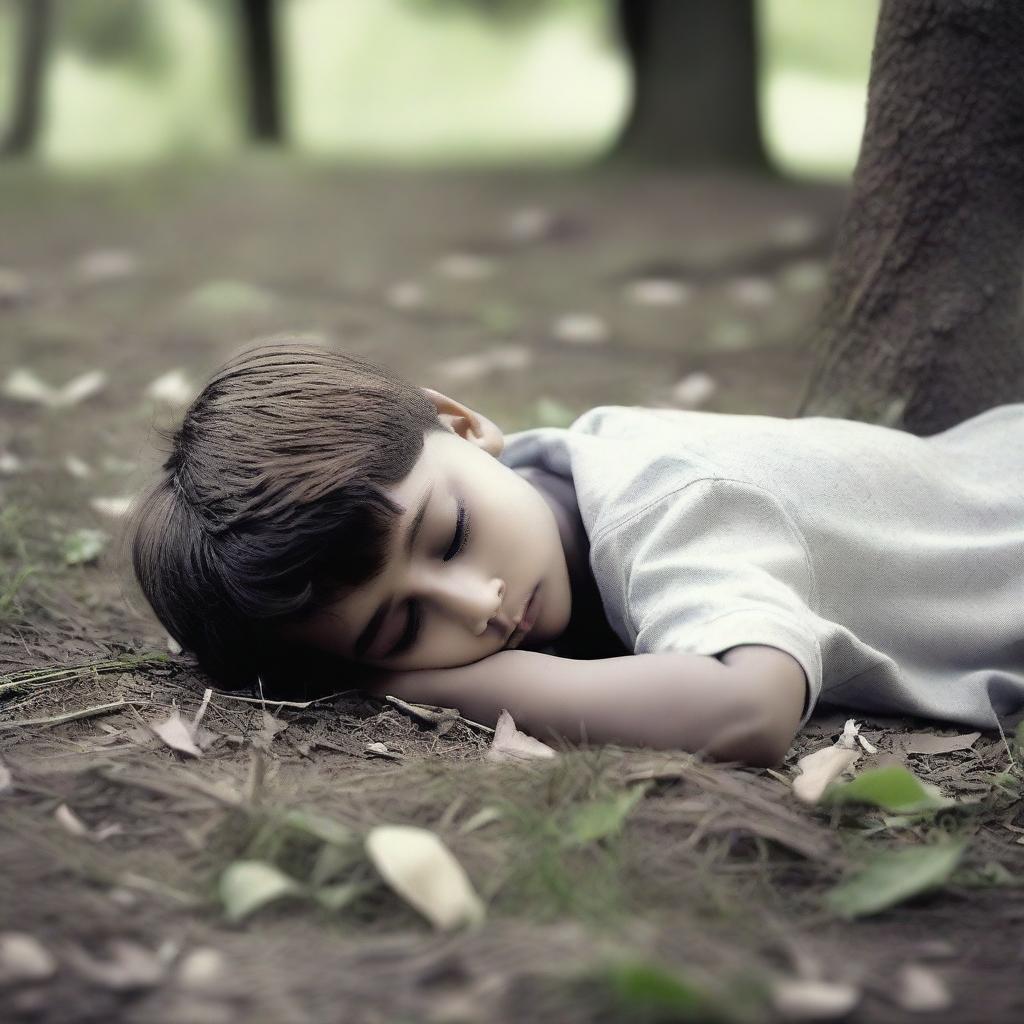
[610,0,768,171]
[1,0,51,157]
[237,0,283,143]
[797,0,1024,435]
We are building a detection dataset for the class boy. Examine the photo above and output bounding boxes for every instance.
[130,341,1024,768]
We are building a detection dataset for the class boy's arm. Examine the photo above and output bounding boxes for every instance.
[363,645,806,768]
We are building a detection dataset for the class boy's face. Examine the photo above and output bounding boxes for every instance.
[284,388,573,671]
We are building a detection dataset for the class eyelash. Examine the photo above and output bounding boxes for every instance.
[390,500,470,656]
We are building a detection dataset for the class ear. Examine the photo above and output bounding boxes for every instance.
[420,386,505,457]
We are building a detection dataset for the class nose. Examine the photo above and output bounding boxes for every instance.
[414,568,510,636]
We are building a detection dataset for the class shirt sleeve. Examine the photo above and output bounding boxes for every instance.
[591,478,823,728]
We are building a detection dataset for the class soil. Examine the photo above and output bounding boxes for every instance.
[0,157,1021,1023]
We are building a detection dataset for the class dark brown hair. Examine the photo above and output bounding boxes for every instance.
[128,340,444,693]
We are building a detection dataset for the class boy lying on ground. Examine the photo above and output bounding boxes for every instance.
[129,341,1024,768]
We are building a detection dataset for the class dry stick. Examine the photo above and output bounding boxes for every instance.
[0,700,149,730]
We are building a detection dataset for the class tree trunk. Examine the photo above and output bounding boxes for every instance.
[1,0,51,157]
[610,0,768,171]
[237,0,282,143]
[797,0,1024,435]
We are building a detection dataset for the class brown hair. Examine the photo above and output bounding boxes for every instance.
[128,340,444,693]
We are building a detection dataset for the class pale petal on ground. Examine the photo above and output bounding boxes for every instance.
[624,278,691,307]
[772,978,860,1020]
[146,370,194,406]
[0,933,57,984]
[895,964,952,1012]
[55,803,90,837]
[151,710,203,757]
[435,252,496,281]
[386,281,426,309]
[64,454,92,479]
[54,370,108,407]
[552,313,610,345]
[177,948,228,992]
[167,635,183,655]
[0,451,23,475]
[792,744,861,805]
[91,496,134,518]
[728,276,777,307]
[435,345,531,382]
[75,248,139,283]
[3,368,55,405]
[671,371,717,409]
[485,709,558,763]
[503,205,556,243]
[365,824,485,931]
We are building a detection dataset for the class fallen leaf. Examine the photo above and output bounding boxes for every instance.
[90,496,133,518]
[63,528,109,566]
[824,841,966,919]
[3,368,53,405]
[899,732,980,755]
[0,451,23,475]
[564,786,647,847]
[552,313,610,346]
[146,369,194,406]
[151,710,203,757]
[792,744,860,804]
[771,978,859,1020]
[624,278,691,307]
[823,764,954,814]
[671,372,716,409]
[0,933,57,984]
[365,824,485,930]
[55,803,90,836]
[66,939,165,990]
[315,881,365,911]
[895,963,952,1012]
[219,861,300,922]
[177,948,227,991]
[485,709,557,763]
[167,635,183,655]
[457,806,503,835]
[55,370,107,408]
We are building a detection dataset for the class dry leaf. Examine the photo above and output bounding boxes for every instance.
[66,940,165,990]
[365,825,485,931]
[0,451,23,475]
[895,963,952,1012]
[177,948,227,992]
[55,370,107,407]
[900,732,980,755]
[485,709,557,763]
[55,803,90,836]
[772,978,860,1020]
[151,710,203,757]
[0,933,56,985]
[792,745,861,805]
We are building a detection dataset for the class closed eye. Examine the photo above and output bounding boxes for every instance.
[389,499,471,656]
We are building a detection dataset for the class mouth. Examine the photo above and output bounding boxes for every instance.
[504,584,540,649]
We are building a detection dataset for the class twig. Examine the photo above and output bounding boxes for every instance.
[0,700,147,730]
[383,695,494,736]
[212,690,356,709]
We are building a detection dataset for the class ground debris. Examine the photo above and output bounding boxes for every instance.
[894,963,953,1012]
[66,938,170,990]
[771,977,860,1020]
[0,933,57,985]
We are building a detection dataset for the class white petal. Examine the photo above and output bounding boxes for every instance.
[772,978,859,1020]
[0,933,57,984]
[895,964,952,1012]
[151,710,202,757]
[54,370,107,407]
[365,825,485,931]
[792,745,861,804]
[486,709,557,763]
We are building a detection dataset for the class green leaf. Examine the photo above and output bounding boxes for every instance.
[824,841,966,919]
[823,764,954,813]
[219,860,300,922]
[563,785,647,848]
[314,881,367,911]
[605,961,714,1020]
[282,809,353,846]
[63,528,109,566]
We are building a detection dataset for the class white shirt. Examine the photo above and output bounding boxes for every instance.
[498,403,1024,730]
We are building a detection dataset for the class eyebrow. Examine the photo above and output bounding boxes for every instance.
[353,482,434,659]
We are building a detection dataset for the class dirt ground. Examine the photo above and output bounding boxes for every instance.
[1,158,1022,1024]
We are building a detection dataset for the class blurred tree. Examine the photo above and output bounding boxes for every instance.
[612,0,767,169]
[1,0,51,157]
[55,0,170,76]
[236,0,283,142]
[798,0,1024,434]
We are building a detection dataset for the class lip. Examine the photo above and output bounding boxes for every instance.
[505,584,539,649]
